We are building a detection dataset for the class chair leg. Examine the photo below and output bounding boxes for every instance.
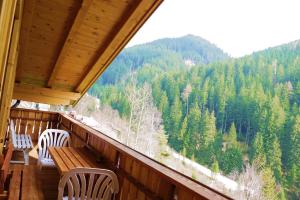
[23,150,29,165]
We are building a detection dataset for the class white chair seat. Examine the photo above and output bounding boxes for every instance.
[14,134,33,149]
[9,121,33,165]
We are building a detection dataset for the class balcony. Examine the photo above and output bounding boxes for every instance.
[0,0,233,199]
[5,108,231,200]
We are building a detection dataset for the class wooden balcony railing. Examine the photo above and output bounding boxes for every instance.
[9,108,232,200]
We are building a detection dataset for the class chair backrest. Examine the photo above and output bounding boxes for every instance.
[38,129,70,160]
[9,120,17,148]
[57,168,119,200]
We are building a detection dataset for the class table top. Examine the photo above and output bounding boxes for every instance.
[48,147,100,175]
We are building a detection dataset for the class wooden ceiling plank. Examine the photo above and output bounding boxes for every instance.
[47,0,93,87]
[75,0,163,95]
[16,0,36,82]
[14,83,81,100]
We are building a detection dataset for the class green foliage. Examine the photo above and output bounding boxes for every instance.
[89,37,300,198]
[262,167,279,200]
[98,35,229,84]
[285,115,300,197]
[212,159,219,174]
[227,123,238,148]
[250,132,267,169]
[199,110,217,147]
[219,147,243,174]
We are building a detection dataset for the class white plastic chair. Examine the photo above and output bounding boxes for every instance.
[57,167,119,200]
[38,129,70,168]
[9,120,33,165]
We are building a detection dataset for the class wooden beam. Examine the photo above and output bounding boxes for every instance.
[74,0,163,101]
[14,84,81,101]
[0,0,17,98]
[0,0,23,154]
[13,92,71,105]
[47,0,93,87]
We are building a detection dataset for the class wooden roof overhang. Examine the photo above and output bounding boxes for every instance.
[13,0,163,105]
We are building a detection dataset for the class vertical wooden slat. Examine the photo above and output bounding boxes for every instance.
[33,111,42,137]
[40,113,49,133]
[9,109,59,141]
[19,111,28,134]
[26,111,35,138]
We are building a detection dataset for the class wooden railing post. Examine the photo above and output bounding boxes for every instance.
[0,0,23,155]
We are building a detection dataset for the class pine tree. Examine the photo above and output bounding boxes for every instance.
[169,96,182,150]
[227,123,238,148]
[262,167,278,200]
[179,116,188,153]
[200,109,216,148]
[219,147,243,174]
[212,159,219,174]
[211,159,219,180]
[268,136,283,182]
[286,115,300,196]
[187,104,201,153]
[251,132,267,169]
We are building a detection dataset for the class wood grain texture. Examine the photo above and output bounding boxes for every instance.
[8,165,22,200]
[13,0,163,105]
[48,147,101,175]
[0,0,21,154]
[10,108,58,142]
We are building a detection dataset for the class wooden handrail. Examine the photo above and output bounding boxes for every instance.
[9,108,232,199]
[59,113,232,200]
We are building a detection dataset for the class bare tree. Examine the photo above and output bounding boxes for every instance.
[124,76,163,157]
[181,83,192,114]
[232,164,264,200]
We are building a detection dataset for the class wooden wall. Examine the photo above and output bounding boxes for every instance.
[0,0,23,154]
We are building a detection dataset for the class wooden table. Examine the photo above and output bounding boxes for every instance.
[48,147,101,175]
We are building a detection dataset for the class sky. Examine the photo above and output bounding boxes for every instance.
[127,0,300,58]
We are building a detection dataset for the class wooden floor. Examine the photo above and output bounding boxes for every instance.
[9,144,60,200]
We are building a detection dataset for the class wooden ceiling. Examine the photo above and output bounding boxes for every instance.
[13,0,163,105]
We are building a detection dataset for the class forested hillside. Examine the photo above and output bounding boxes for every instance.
[98,35,229,84]
[89,36,300,199]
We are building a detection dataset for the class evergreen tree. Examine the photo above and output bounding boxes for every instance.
[187,104,201,155]
[262,167,278,200]
[169,96,182,150]
[286,115,300,197]
[179,116,188,153]
[227,123,238,148]
[268,137,283,182]
[219,147,243,174]
[251,132,267,169]
[200,110,217,147]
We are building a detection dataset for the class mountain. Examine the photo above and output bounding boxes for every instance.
[98,35,229,84]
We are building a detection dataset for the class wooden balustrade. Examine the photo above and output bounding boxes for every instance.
[9,108,59,141]
[9,108,232,200]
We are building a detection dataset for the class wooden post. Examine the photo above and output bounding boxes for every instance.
[0,0,22,154]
